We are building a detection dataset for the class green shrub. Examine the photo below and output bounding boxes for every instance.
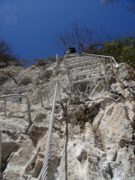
[85,36,135,68]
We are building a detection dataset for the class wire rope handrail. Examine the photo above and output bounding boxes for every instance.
[38,82,59,180]
[38,55,61,180]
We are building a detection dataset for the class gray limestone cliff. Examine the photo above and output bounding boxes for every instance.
[0,55,135,180]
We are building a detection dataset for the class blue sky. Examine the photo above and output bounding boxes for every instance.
[0,0,135,64]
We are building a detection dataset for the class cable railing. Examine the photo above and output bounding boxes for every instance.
[38,82,60,180]
[0,94,32,125]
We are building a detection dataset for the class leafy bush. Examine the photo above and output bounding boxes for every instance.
[34,56,56,67]
[0,40,19,67]
[34,59,47,66]
[85,36,135,68]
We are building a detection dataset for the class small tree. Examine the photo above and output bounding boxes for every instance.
[58,24,95,52]
[85,36,135,68]
[0,39,19,66]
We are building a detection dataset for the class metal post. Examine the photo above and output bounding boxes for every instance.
[111,57,119,68]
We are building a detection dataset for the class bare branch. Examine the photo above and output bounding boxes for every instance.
[58,24,95,52]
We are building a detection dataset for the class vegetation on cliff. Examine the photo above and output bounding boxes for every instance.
[85,36,135,68]
[0,40,19,67]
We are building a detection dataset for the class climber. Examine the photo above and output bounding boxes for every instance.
[64,47,76,55]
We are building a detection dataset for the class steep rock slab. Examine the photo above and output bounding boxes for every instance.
[3,134,35,180]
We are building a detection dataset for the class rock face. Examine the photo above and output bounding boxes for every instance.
[0,57,135,180]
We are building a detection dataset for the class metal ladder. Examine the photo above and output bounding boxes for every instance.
[64,53,119,92]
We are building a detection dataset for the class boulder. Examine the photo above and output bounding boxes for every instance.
[19,76,32,86]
